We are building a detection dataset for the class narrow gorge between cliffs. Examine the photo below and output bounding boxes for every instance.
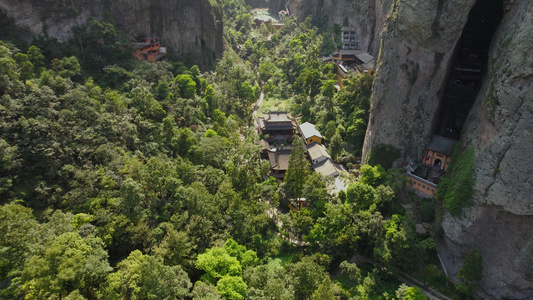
[434,0,503,140]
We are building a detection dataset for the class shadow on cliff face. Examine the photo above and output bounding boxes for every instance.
[433,0,503,141]
[0,9,32,42]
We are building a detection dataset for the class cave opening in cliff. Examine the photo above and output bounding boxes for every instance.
[434,0,503,140]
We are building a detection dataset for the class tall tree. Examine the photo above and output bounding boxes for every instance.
[102,250,191,299]
[311,277,339,300]
[290,257,327,300]
[285,135,309,199]
[0,203,39,282]
[19,232,112,299]
[396,284,428,300]
[196,246,242,283]
[329,132,343,161]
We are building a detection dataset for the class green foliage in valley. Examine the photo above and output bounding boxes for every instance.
[0,32,273,298]
[228,7,373,162]
[0,1,452,298]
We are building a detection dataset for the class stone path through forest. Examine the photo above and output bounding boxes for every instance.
[344,254,452,300]
[252,89,264,131]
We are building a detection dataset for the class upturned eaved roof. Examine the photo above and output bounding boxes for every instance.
[341,26,356,32]
[426,135,457,156]
[299,122,323,140]
[339,64,349,73]
[260,111,297,131]
[134,42,151,49]
[313,159,345,177]
[267,147,291,170]
[360,61,374,71]
[307,142,330,163]
[258,139,271,151]
[264,111,293,122]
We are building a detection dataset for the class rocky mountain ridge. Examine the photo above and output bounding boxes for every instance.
[260,0,388,55]
[285,0,380,53]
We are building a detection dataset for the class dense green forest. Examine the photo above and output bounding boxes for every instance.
[0,1,468,299]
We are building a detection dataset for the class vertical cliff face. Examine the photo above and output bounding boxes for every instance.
[285,0,382,53]
[357,0,533,298]
[0,0,223,67]
[108,0,223,65]
[246,0,389,55]
[362,0,476,161]
[0,0,105,40]
[440,1,533,298]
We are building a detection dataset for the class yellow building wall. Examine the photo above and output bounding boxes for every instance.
[306,136,322,145]
[407,176,437,197]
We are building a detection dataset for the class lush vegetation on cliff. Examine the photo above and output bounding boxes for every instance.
[436,146,475,216]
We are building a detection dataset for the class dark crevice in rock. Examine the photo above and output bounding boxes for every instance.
[434,0,503,141]
[431,0,445,35]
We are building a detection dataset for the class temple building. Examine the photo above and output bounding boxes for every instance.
[258,111,297,143]
[423,135,457,171]
[341,26,360,50]
[266,146,292,179]
[299,122,323,145]
[405,135,457,197]
[132,37,166,62]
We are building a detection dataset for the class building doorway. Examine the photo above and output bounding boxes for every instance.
[434,159,442,168]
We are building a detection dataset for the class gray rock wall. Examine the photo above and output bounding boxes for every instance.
[0,0,223,67]
[0,0,105,40]
[460,0,533,217]
[286,0,381,53]
[440,1,533,298]
[357,0,533,297]
[361,0,475,162]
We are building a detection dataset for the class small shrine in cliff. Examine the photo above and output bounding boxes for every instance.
[132,37,167,62]
[424,135,456,171]
[405,135,457,197]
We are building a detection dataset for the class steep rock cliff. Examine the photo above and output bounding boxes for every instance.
[285,0,383,53]
[440,1,533,298]
[0,0,223,67]
[358,0,532,298]
[362,0,475,161]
